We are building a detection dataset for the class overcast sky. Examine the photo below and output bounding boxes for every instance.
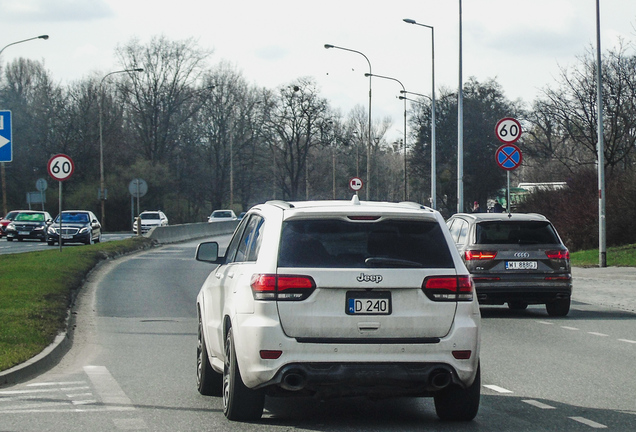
[1,0,635,141]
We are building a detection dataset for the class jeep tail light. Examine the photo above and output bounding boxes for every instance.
[250,274,316,301]
[465,250,497,260]
[422,276,474,302]
[546,250,569,260]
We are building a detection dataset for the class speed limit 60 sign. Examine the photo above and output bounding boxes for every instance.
[495,117,522,144]
[47,154,75,181]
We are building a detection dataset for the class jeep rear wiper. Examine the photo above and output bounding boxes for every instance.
[365,257,423,268]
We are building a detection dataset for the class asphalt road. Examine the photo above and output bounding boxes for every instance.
[1,239,635,431]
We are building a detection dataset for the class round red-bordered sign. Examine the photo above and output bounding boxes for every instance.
[495,117,522,144]
[496,144,522,171]
[47,154,75,181]
[349,177,363,191]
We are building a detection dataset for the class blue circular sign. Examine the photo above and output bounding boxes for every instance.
[496,144,522,171]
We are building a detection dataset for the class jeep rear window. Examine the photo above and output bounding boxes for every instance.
[278,219,454,268]
[475,221,560,245]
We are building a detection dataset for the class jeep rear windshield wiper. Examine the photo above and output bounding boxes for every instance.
[365,257,423,268]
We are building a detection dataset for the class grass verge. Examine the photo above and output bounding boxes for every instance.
[570,244,636,267]
[0,237,155,372]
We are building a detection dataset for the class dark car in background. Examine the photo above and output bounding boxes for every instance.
[47,210,102,245]
[446,213,572,316]
[0,210,26,238]
[5,210,53,242]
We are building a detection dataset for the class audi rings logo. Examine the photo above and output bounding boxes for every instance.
[514,252,530,258]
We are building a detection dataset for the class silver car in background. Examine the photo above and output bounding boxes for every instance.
[446,213,572,316]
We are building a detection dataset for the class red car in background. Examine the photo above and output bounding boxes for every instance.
[0,210,26,238]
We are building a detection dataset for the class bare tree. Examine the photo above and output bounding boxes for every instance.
[264,78,330,200]
[526,44,636,175]
[116,36,212,165]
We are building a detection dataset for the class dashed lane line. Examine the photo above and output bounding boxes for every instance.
[522,400,556,409]
[483,384,513,394]
[570,416,608,429]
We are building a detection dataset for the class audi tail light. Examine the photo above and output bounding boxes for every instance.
[250,274,316,301]
[465,250,497,261]
[422,276,474,302]
[546,250,569,260]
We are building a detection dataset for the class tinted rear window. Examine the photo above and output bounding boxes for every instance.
[475,221,560,245]
[278,219,454,268]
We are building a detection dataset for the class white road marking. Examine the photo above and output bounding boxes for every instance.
[537,321,554,325]
[618,339,636,344]
[84,365,135,411]
[587,332,609,337]
[27,381,85,387]
[483,385,513,394]
[570,416,607,428]
[522,399,556,409]
[560,326,579,331]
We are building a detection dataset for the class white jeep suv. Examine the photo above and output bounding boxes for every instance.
[196,196,481,422]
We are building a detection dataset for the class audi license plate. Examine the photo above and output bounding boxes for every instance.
[506,261,537,270]
[346,291,391,315]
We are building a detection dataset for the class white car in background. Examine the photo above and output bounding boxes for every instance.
[133,210,168,234]
[207,209,237,222]
[195,196,481,422]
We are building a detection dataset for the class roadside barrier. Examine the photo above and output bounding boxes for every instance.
[145,221,239,244]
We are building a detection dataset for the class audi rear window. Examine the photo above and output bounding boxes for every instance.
[278,219,454,268]
[475,221,560,245]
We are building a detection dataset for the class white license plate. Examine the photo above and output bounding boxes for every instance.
[18,231,29,236]
[62,235,73,239]
[346,291,391,315]
[506,261,537,270]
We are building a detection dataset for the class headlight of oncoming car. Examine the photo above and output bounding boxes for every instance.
[48,226,58,234]
[7,223,15,230]
[79,226,89,233]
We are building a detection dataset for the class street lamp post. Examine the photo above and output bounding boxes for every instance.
[365,73,408,201]
[324,44,373,200]
[399,90,436,208]
[458,0,464,213]
[403,19,436,209]
[0,35,49,216]
[595,0,606,267]
[99,68,143,230]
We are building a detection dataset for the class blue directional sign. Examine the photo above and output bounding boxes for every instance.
[0,110,12,162]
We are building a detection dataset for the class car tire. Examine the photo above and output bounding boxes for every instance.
[7,237,12,242]
[508,302,528,310]
[95,234,101,243]
[197,316,222,396]
[546,298,570,317]
[223,327,264,421]
[434,363,480,421]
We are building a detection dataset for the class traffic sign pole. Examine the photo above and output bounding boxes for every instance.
[58,181,63,251]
